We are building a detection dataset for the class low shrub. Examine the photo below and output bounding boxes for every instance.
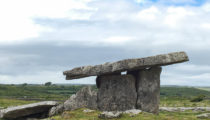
[190,95,205,102]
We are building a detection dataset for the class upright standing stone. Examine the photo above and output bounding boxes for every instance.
[129,67,162,114]
[97,74,137,111]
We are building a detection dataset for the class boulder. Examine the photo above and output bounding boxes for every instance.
[64,51,189,80]
[129,67,161,114]
[97,74,137,111]
[0,101,58,119]
[49,86,97,117]
[64,86,97,111]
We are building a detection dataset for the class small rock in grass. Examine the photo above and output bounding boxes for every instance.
[83,109,95,113]
[98,111,122,119]
[124,109,142,115]
[197,113,210,119]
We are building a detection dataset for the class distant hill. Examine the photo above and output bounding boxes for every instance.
[160,86,210,98]
[1,84,210,100]
[0,84,87,100]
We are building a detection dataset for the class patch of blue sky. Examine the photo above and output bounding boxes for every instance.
[134,0,206,6]
[160,0,206,6]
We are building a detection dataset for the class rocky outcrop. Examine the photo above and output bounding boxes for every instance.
[0,101,58,119]
[98,109,142,119]
[197,113,210,119]
[49,86,97,116]
[97,74,137,111]
[160,107,210,112]
[64,52,188,80]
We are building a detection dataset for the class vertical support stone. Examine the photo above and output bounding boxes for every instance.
[97,74,137,111]
[128,66,162,114]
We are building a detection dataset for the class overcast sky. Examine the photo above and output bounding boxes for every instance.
[0,0,210,86]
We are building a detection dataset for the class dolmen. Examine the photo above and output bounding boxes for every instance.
[63,51,189,114]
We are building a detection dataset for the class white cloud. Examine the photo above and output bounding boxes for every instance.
[0,0,96,44]
[201,23,210,29]
[164,7,195,27]
[202,3,210,12]
[136,6,160,21]
[1,0,210,85]
[103,36,136,45]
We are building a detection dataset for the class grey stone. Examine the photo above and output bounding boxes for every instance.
[64,51,188,80]
[197,113,210,119]
[64,86,97,111]
[0,101,58,119]
[48,104,64,117]
[129,67,161,114]
[83,109,95,113]
[123,109,142,115]
[159,107,210,112]
[97,74,137,111]
[98,111,122,119]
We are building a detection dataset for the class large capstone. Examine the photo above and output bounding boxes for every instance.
[64,51,188,80]
[97,74,137,111]
[129,67,162,114]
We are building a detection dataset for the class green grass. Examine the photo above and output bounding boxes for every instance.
[0,98,37,108]
[0,84,89,101]
[50,108,209,120]
[160,97,210,107]
[1,85,210,119]
[160,86,210,98]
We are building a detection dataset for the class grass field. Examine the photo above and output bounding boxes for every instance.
[50,108,209,120]
[1,84,210,120]
[0,98,37,108]
[197,87,210,92]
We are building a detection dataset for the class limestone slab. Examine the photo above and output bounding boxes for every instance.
[97,74,137,111]
[0,101,58,119]
[129,67,162,114]
[64,51,188,80]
